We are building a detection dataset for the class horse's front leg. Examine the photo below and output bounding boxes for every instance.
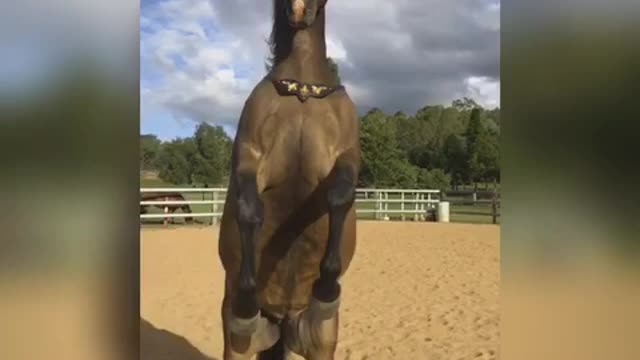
[313,150,358,305]
[223,168,280,360]
[294,150,357,360]
[232,169,262,326]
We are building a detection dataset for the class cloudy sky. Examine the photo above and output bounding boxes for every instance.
[141,0,500,140]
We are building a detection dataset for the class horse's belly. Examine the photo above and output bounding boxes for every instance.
[255,206,357,319]
[258,223,327,316]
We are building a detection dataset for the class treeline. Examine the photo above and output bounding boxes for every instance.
[140,97,499,190]
[140,124,232,186]
[359,97,499,190]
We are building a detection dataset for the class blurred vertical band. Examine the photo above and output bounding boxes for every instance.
[2,0,640,359]
[0,1,139,360]
[503,0,640,359]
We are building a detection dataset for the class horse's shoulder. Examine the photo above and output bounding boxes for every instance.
[235,79,278,126]
[326,97,358,142]
[245,78,278,107]
[331,90,357,118]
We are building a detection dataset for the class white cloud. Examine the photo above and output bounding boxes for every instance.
[342,81,371,106]
[463,76,500,109]
[473,2,501,32]
[141,0,268,127]
[326,37,348,62]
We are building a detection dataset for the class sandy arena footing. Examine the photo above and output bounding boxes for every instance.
[141,221,500,360]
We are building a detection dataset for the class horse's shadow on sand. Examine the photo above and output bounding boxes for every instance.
[141,318,217,360]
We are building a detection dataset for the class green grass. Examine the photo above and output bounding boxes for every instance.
[140,177,176,188]
[452,183,501,192]
[140,178,499,225]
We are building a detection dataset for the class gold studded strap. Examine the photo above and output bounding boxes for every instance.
[271,78,344,102]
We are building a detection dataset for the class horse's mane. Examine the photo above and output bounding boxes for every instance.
[267,0,295,69]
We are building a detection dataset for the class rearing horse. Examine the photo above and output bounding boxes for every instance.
[218,1,360,359]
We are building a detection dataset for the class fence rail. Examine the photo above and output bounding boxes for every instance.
[140,187,500,225]
[141,187,226,192]
[442,190,501,224]
[140,200,224,206]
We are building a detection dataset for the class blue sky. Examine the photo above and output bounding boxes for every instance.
[141,0,500,141]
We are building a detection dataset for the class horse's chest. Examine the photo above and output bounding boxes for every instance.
[263,107,339,186]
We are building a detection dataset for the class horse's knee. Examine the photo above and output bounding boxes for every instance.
[236,176,263,227]
[328,167,356,209]
[319,254,341,283]
[237,196,263,226]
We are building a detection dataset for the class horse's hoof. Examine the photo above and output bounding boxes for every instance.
[228,312,260,336]
[255,316,280,350]
[228,315,281,359]
[309,295,341,320]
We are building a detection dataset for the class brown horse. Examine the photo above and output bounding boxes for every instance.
[140,192,194,224]
[218,1,360,359]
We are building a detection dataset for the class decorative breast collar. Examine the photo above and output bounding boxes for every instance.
[271,78,345,103]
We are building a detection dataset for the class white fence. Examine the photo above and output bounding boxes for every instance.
[140,188,442,224]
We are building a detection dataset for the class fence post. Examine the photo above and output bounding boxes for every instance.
[384,192,389,220]
[163,196,169,227]
[199,190,205,226]
[212,191,218,225]
[492,189,497,224]
[401,192,405,221]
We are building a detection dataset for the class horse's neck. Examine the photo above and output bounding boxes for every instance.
[273,13,333,84]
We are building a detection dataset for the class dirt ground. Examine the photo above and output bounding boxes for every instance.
[141,221,500,360]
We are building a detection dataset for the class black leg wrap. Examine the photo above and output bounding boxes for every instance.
[308,295,341,320]
[233,284,259,319]
[227,311,260,336]
[312,278,342,304]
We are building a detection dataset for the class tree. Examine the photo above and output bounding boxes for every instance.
[404,106,442,169]
[476,131,500,184]
[394,111,425,159]
[192,123,232,185]
[156,139,192,185]
[452,97,480,112]
[442,134,468,188]
[466,108,483,183]
[359,109,417,187]
[417,168,451,191]
[140,134,161,171]
[388,159,419,188]
[466,107,499,185]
